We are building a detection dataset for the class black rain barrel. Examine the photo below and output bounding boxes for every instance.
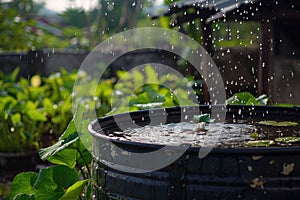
[89,105,300,200]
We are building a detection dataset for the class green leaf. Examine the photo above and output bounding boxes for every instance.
[12,193,35,200]
[8,68,20,83]
[11,113,21,125]
[46,149,78,168]
[116,70,131,81]
[9,172,38,200]
[33,165,78,200]
[258,121,298,127]
[145,65,159,84]
[133,70,144,89]
[58,105,85,141]
[192,114,215,123]
[273,103,294,108]
[43,98,55,115]
[275,137,300,143]
[78,119,93,152]
[39,132,79,161]
[250,132,259,139]
[255,94,268,106]
[26,109,47,122]
[246,140,275,147]
[226,92,258,105]
[73,104,86,133]
[39,106,90,168]
[59,180,88,200]
[59,119,77,140]
[84,181,92,200]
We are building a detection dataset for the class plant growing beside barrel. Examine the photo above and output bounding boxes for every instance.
[7,65,199,198]
[8,106,94,200]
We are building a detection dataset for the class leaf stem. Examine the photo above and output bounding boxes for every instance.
[76,148,91,179]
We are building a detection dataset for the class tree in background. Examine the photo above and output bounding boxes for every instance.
[60,0,154,47]
[0,0,90,51]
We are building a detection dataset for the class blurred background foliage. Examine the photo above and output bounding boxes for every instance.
[0,0,259,51]
[0,0,156,51]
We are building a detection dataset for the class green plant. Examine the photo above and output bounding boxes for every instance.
[109,64,198,115]
[0,95,47,152]
[9,106,92,200]
[9,166,88,200]
[0,69,72,152]
[226,92,268,106]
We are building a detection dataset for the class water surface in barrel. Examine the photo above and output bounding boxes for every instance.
[107,121,300,148]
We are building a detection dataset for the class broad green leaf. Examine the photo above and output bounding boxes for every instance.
[9,172,38,200]
[226,92,258,105]
[58,119,77,141]
[33,165,78,200]
[39,132,79,161]
[246,140,275,147]
[59,180,88,200]
[57,105,85,141]
[73,104,86,133]
[275,137,300,143]
[77,145,93,166]
[78,119,93,153]
[46,149,78,168]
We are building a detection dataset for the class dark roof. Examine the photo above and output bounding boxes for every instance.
[152,0,259,21]
[152,0,299,23]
